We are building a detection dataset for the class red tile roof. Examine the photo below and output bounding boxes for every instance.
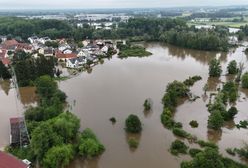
[56,52,77,59]
[1,57,10,65]
[16,43,32,51]
[10,117,24,124]
[0,151,28,168]
[3,40,19,49]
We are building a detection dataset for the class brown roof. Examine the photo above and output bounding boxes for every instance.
[0,151,28,168]
[3,40,19,49]
[56,52,77,59]
[16,43,32,51]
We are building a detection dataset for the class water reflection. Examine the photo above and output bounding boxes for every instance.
[166,44,227,65]
[19,87,37,106]
[207,129,222,143]
[0,80,11,95]
[207,77,222,91]
[125,133,142,152]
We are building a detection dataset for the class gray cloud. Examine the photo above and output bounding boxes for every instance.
[0,0,248,9]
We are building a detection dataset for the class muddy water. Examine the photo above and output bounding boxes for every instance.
[0,43,248,167]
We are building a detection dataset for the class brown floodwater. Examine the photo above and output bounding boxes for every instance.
[0,43,248,167]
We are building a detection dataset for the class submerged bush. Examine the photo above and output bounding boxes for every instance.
[170,140,188,155]
[227,60,238,74]
[189,148,202,157]
[125,114,142,133]
[197,140,218,149]
[189,120,199,128]
[143,98,152,111]
[172,128,189,138]
[209,58,222,77]
[241,72,248,89]
[128,138,139,148]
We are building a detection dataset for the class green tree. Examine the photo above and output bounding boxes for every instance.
[43,144,74,168]
[181,148,225,168]
[78,128,105,158]
[209,58,222,77]
[227,60,238,74]
[125,114,142,133]
[35,75,58,99]
[208,111,224,130]
[0,61,11,79]
[241,72,248,89]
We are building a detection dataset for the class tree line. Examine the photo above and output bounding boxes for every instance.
[0,17,229,51]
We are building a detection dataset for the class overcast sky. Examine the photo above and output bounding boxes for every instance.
[1,0,248,9]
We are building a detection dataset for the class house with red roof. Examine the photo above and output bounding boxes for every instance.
[0,151,30,168]
[2,39,19,51]
[56,50,77,61]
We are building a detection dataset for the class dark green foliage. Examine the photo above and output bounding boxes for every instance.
[224,107,238,120]
[118,45,152,58]
[241,72,248,89]
[0,61,11,79]
[125,114,142,133]
[183,76,202,86]
[189,148,202,157]
[197,140,218,149]
[35,75,58,99]
[45,41,59,48]
[222,81,238,103]
[162,81,189,110]
[209,58,222,77]
[172,128,190,138]
[189,120,199,128]
[227,60,238,74]
[43,144,74,168]
[181,148,224,168]
[143,99,152,111]
[236,120,248,129]
[128,138,139,148]
[235,145,248,159]
[13,53,55,87]
[170,140,188,155]
[226,148,236,156]
[109,117,116,123]
[208,110,224,130]
[78,128,105,158]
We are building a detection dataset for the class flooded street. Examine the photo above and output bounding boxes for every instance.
[1,43,248,167]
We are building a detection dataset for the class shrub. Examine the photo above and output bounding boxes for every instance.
[225,107,238,120]
[128,138,139,148]
[209,58,222,77]
[161,113,175,129]
[226,148,236,156]
[78,128,105,158]
[125,114,142,133]
[172,128,189,138]
[109,117,116,123]
[197,140,218,149]
[222,81,238,103]
[236,120,248,129]
[183,76,202,86]
[189,148,202,157]
[208,110,224,130]
[143,99,152,111]
[189,120,199,128]
[170,140,188,155]
[227,60,238,74]
[241,72,248,89]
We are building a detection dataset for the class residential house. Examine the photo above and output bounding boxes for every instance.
[2,39,19,51]
[39,37,51,44]
[0,35,7,42]
[101,46,109,53]
[16,43,33,53]
[58,43,71,52]
[66,56,86,68]
[63,48,73,54]
[38,47,54,57]
[56,50,77,62]
[28,36,39,44]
